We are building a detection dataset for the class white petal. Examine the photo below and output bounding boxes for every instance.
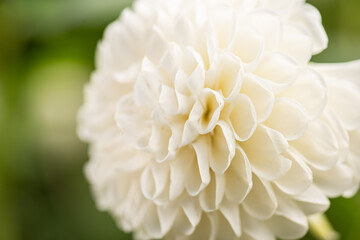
[100,22,142,70]
[148,124,173,162]
[181,46,205,77]
[174,17,195,47]
[311,60,360,88]
[241,125,291,181]
[219,199,241,237]
[230,26,264,65]
[114,63,140,83]
[199,171,225,212]
[311,60,360,129]
[193,135,211,185]
[173,67,190,93]
[168,120,185,152]
[347,130,360,196]
[290,3,328,54]
[343,152,360,197]
[146,26,167,64]
[321,108,350,163]
[170,208,196,236]
[202,21,218,68]
[180,196,202,227]
[292,185,330,215]
[143,205,163,238]
[187,214,215,240]
[159,84,179,115]
[229,94,257,141]
[140,165,157,200]
[349,128,360,162]
[326,80,360,130]
[134,72,159,108]
[199,89,224,134]
[258,0,297,14]
[225,147,253,204]
[153,183,170,206]
[241,206,275,240]
[267,190,308,240]
[313,163,356,198]
[242,175,277,220]
[140,56,164,86]
[241,74,274,122]
[175,85,194,115]
[113,151,150,173]
[292,120,340,171]
[160,43,183,80]
[170,146,206,198]
[140,162,169,200]
[278,67,326,120]
[255,52,299,93]
[119,7,145,41]
[121,186,150,229]
[178,146,207,196]
[278,23,312,65]
[265,97,308,140]
[209,5,236,49]
[182,100,203,145]
[187,64,205,95]
[194,23,213,70]
[205,51,243,99]
[274,148,313,195]
[216,211,239,240]
[169,159,186,200]
[210,121,236,174]
[245,10,282,51]
[157,204,179,236]
[115,94,150,140]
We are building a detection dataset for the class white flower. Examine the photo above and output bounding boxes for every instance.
[78,0,360,239]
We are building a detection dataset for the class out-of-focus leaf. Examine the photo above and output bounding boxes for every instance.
[0,82,19,240]
[8,0,133,37]
[309,0,360,63]
[0,186,19,240]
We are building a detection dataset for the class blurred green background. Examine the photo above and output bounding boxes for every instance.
[0,0,359,239]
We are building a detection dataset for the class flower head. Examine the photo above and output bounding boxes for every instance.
[78,0,360,239]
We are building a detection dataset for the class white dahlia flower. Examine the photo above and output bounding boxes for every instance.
[78,0,360,239]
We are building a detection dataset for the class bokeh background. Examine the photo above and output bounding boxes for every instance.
[0,0,359,239]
